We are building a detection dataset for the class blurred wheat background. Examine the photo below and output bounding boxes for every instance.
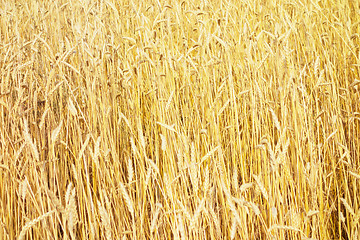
[0,0,359,239]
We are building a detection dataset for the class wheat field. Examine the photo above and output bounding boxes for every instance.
[0,0,359,239]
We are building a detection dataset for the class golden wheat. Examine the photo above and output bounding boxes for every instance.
[1,0,359,239]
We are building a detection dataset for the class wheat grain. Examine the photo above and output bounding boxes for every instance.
[130,137,139,156]
[204,166,210,194]
[68,98,78,116]
[103,189,112,216]
[165,90,174,112]
[177,150,184,170]
[271,206,278,219]
[240,182,254,193]
[150,203,162,234]
[164,173,173,200]
[232,168,238,193]
[65,182,73,205]
[66,187,78,239]
[177,213,186,240]
[137,121,146,150]
[146,158,160,175]
[51,120,63,143]
[145,167,152,188]
[98,201,112,240]
[189,142,198,193]
[314,56,320,77]
[90,220,97,240]
[200,145,220,163]
[348,171,360,179]
[160,134,167,151]
[78,135,90,161]
[119,182,134,216]
[177,200,192,223]
[340,198,355,216]
[260,138,276,167]
[71,164,78,184]
[38,108,49,130]
[190,198,205,230]
[44,187,65,213]
[127,158,134,183]
[18,210,56,240]
[252,174,269,202]
[268,224,303,234]
[221,181,242,225]
[209,206,221,238]
[19,178,28,201]
[230,216,237,240]
[93,136,101,168]
[23,119,39,161]
[156,121,177,133]
[306,210,319,218]
[247,201,261,216]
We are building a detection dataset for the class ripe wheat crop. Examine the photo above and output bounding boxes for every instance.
[0,0,359,239]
